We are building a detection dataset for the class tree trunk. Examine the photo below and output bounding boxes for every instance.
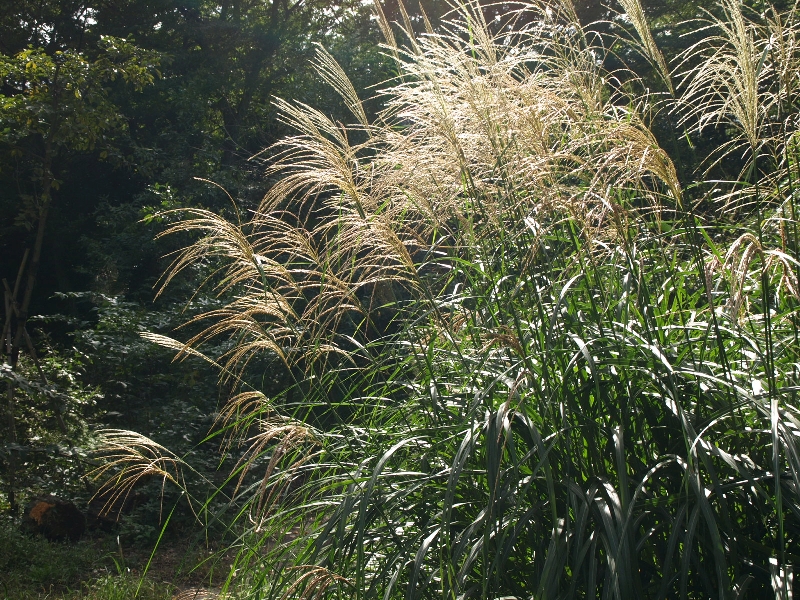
[3,136,54,513]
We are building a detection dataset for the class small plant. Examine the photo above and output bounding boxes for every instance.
[77,574,173,600]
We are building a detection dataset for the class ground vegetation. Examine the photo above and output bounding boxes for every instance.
[4,0,800,599]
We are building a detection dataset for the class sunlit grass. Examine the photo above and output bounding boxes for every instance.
[100,0,800,598]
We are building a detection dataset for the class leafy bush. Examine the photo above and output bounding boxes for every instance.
[0,345,100,510]
[101,0,800,598]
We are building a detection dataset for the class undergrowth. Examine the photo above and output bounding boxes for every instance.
[0,520,174,600]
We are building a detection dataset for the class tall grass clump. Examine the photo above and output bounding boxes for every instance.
[100,0,800,597]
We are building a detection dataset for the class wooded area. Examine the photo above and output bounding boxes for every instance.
[3,0,800,598]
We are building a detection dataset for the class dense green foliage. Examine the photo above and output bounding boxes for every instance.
[0,0,386,512]
[5,0,800,598]
[104,1,800,598]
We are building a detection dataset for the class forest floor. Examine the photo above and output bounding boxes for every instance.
[1,520,236,599]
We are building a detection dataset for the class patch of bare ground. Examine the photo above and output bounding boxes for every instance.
[121,535,236,600]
